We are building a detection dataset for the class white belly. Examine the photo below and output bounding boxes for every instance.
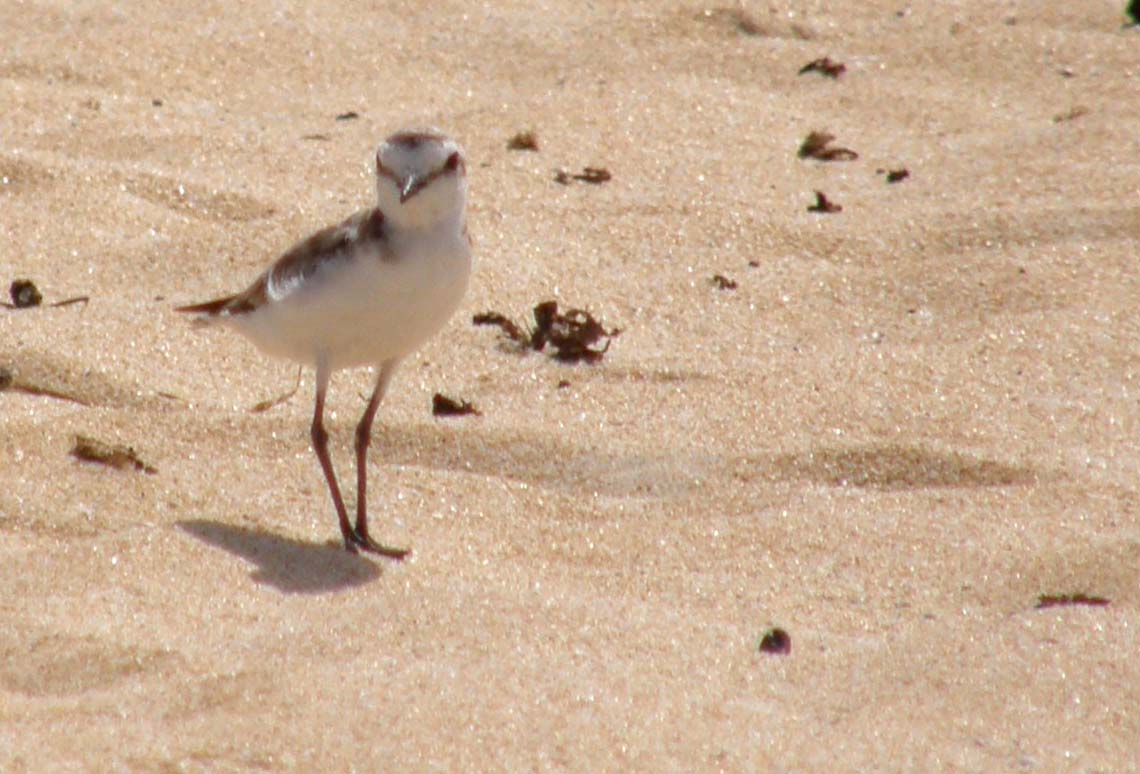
[229,233,471,370]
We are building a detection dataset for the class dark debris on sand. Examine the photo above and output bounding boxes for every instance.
[798,57,846,78]
[432,393,481,417]
[531,301,620,362]
[807,190,842,213]
[4,279,89,310]
[759,627,791,655]
[9,279,42,308]
[1035,593,1110,610]
[471,311,530,347]
[474,301,620,363]
[507,131,539,151]
[797,131,858,162]
[70,434,157,474]
[554,167,612,185]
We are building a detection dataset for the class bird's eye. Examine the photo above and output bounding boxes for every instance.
[444,151,461,171]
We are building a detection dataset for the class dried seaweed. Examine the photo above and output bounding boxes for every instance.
[70,434,157,474]
[531,301,619,362]
[335,111,360,121]
[807,190,842,213]
[472,311,530,347]
[507,131,539,151]
[554,167,612,185]
[885,168,910,183]
[758,627,791,655]
[474,301,620,363]
[797,131,858,161]
[1036,593,1110,609]
[798,57,846,78]
[432,393,480,417]
[710,274,738,290]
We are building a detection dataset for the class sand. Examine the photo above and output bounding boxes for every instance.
[2,1,1138,770]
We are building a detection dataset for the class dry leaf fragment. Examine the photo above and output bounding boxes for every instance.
[1036,593,1110,609]
[807,191,842,213]
[70,434,157,474]
[798,57,846,78]
[759,627,791,654]
[432,393,480,417]
[507,131,539,151]
[554,167,612,185]
[798,131,858,161]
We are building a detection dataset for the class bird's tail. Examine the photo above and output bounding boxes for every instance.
[174,295,236,327]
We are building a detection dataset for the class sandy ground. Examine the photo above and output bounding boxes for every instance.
[2,1,1139,770]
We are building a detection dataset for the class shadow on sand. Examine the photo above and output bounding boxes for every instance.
[177,519,381,593]
[769,443,1036,490]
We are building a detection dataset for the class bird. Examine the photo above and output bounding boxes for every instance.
[176,129,472,558]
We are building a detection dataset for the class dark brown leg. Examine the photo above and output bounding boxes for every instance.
[351,359,408,559]
[310,357,357,551]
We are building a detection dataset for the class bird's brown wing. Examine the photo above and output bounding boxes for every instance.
[175,208,386,318]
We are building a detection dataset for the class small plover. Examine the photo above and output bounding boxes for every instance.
[177,129,472,558]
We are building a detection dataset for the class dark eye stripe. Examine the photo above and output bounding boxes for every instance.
[415,154,463,193]
[376,157,398,181]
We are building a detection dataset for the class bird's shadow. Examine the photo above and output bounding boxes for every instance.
[177,519,381,593]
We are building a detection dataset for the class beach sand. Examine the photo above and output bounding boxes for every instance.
[2,1,1138,769]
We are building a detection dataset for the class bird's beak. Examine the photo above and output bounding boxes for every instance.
[399,174,425,203]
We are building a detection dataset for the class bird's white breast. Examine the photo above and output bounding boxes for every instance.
[230,226,471,370]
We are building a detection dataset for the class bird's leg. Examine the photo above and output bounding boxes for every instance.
[310,357,358,552]
[351,359,408,559]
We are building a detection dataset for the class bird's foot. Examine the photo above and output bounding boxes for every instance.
[345,527,410,560]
